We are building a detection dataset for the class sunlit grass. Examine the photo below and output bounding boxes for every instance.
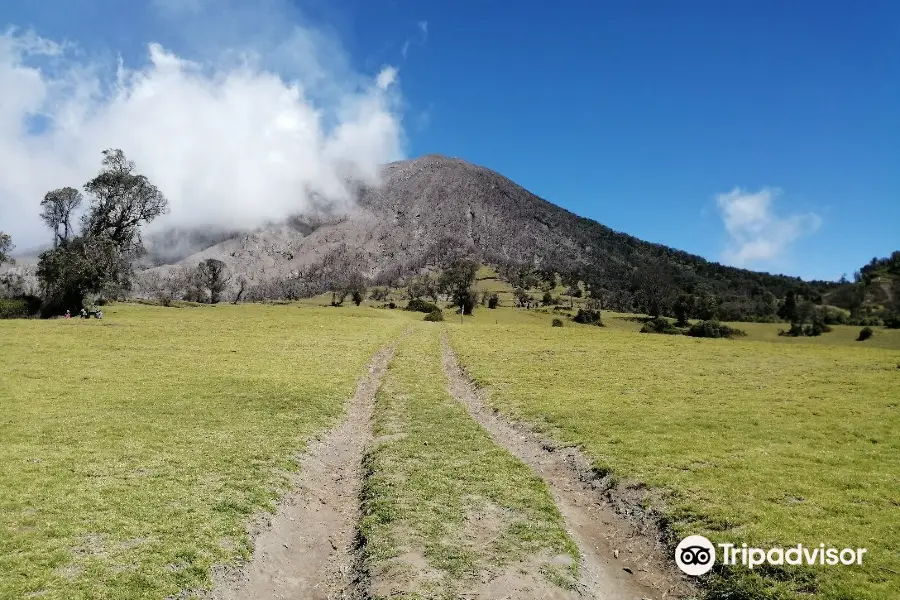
[448,314,900,599]
[360,325,578,598]
[0,303,408,600]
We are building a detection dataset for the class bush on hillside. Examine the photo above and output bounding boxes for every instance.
[821,306,850,325]
[406,298,439,313]
[847,315,882,327]
[423,308,444,322]
[551,318,564,327]
[686,320,747,339]
[884,313,900,329]
[572,308,603,326]
[857,327,874,341]
[640,316,679,335]
[0,295,42,319]
[487,293,499,309]
[369,288,390,301]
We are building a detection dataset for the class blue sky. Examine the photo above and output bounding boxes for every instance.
[1,0,897,280]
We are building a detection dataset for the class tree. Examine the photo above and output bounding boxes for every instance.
[0,232,13,266]
[197,258,230,304]
[36,149,169,314]
[332,271,367,306]
[514,287,531,308]
[40,187,83,247]
[82,149,169,252]
[754,291,778,319]
[795,300,816,325]
[37,235,129,314]
[673,294,694,327]
[634,265,673,317]
[438,258,478,315]
[233,276,248,304]
[407,274,438,303]
[695,290,719,321]
[778,291,798,322]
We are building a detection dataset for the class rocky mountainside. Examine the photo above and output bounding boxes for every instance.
[141,154,837,305]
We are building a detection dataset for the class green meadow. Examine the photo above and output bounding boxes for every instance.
[1,301,898,599]
[0,304,406,600]
[448,311,900,599]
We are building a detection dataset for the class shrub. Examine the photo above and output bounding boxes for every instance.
[640,317,679,335]
[406,298,439,313]
[803,321,831,337]
[351,290,364,306]
[779,323,806,337]
[821,306,849,325]
[423,308,444,322]
[0,295,42,319]
[857,327,874,341]
[686,320,747,339]
[387,301,397,309]
[884,313,900,329]
[572,308,603,326]
[551,318,564,327]
[847,315,882,326]
[487,293,499,309]
[542,291,553,306]
[369,288,390,302]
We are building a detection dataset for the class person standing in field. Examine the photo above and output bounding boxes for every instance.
[64,310,71,319]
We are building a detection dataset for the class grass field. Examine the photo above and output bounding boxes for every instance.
[2,301,898,599]
[0,303,407,600]
[447,313,900,599]
[360,325,579,598]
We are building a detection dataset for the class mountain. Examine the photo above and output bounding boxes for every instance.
[141,154,840,316]
[825,253,900,324]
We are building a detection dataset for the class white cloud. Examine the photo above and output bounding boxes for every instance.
[0,6,405,250]
[715,187,821,267]
[376,66,398,90]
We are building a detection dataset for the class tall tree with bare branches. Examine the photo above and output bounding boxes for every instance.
[40,187,83,247]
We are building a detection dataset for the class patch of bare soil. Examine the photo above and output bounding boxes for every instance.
[208,343,396,600]
[370,502,581,600]
[440,335,696,600]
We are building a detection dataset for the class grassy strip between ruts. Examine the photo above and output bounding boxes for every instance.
[447,318,900,600]
[0,303,408,600]
[358,324,580,599]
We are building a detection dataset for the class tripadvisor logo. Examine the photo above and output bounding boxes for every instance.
[676,535,716,576]
[675,535,868,576]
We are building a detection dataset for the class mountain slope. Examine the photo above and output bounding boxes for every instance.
[144,154,838,306]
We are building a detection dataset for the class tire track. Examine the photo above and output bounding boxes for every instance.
[440,334,694,600]
[210,342,397,600]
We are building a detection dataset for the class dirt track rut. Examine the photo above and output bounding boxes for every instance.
[210,344,395,600]
[440,334,693,600]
